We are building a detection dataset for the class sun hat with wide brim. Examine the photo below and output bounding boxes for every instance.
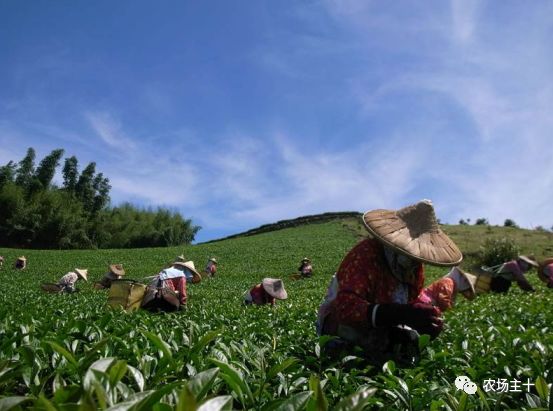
[109,264,125,277]
[537,257,553,283]
[457,267,477,298]
[17,256,27,261]
[74,268,88,282]
[262,278,288,300]
[363,200,463,267]
[209,258,218,264]
[302,257,311,263]
[173,260,202,284]
[518,255,538,268]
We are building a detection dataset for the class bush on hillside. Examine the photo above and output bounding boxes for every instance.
[475,218,489,226]
[479,237,520,267]
[504,219,518,228]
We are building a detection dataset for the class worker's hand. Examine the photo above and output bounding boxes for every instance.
[373,303,444,339]
[409,303,443,338]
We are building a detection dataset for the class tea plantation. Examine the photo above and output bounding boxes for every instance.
[0,219,552,410]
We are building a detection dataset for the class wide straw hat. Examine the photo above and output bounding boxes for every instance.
[209,257,218,264]
[262,278,288,300]
[175,254,186,263]
[173,260,202,284]
[109,264,125,277]
[302,257,311,263]
[74,268,88,282]
[457,267,477,297]
[363,200,462,267]
[17,256,26,262]
[518,255,538,268]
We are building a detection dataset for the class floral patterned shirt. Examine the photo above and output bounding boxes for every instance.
[58,272,79,287]
[416,277,456,313]
[321,238,424,334]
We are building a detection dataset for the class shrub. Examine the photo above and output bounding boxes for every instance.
[479,237,520,267]
[459,219,468,225]
[504,219,518,228]
[475,218,489,226]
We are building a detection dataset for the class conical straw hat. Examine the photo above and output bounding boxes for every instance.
[518,255,538,268]
[109,264,125,276]
[173,260,202,284]
[363,200,462,267]
[262,278,288,300]
[74,268,88,281]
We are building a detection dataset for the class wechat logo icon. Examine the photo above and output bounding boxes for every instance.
[455,376,477,395]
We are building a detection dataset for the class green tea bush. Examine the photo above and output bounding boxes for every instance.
[479,237,521,267]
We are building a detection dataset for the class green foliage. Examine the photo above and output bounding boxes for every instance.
[504,219,518,228]
[479,237,521,267]
[34,149,64,190]
[0,220,551,410]
[475,218,489,226]
[0,148,199,249]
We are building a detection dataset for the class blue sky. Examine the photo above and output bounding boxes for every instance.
[1,1,552,242]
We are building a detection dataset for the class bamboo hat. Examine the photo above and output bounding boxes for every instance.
[518,255,538,268]
[363,200,462,267]
[109,264,125,277]
[74,268,88,282]
[209,257,218,264]
[456,267,477,298]
[17,256,26,262]
[173,260,202,284]
[262,278,288,300]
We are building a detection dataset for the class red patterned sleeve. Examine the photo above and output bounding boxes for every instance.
[332,239,379,330]
[423,278,455,312]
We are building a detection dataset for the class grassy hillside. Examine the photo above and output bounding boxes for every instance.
[0,218,552,410]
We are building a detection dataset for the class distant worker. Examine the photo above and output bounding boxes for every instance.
[142,258,190,311]
[483,255,538,293]
[95,264,126,289]
[244,278,288,306]
[205,257,218,278]
[41,268,88,293]
[298,257,313,278]
[15,256,27,270]
[317,200,460,366]
[537,257,553,288]
[0,256,4,267]
[415,267,477,313]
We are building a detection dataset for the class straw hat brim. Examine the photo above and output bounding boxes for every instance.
[519,255,538,268]
[74,268,88,282]
[261,278,288,300]
[109,264,125,276]
[173,261,202,284]
[362,210,462,267]
[457,267,476,297]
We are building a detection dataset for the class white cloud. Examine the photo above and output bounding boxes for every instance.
[85,111,136,150]
[450,0,480,44]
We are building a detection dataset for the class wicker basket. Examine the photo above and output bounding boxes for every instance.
[107,280,146,312]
